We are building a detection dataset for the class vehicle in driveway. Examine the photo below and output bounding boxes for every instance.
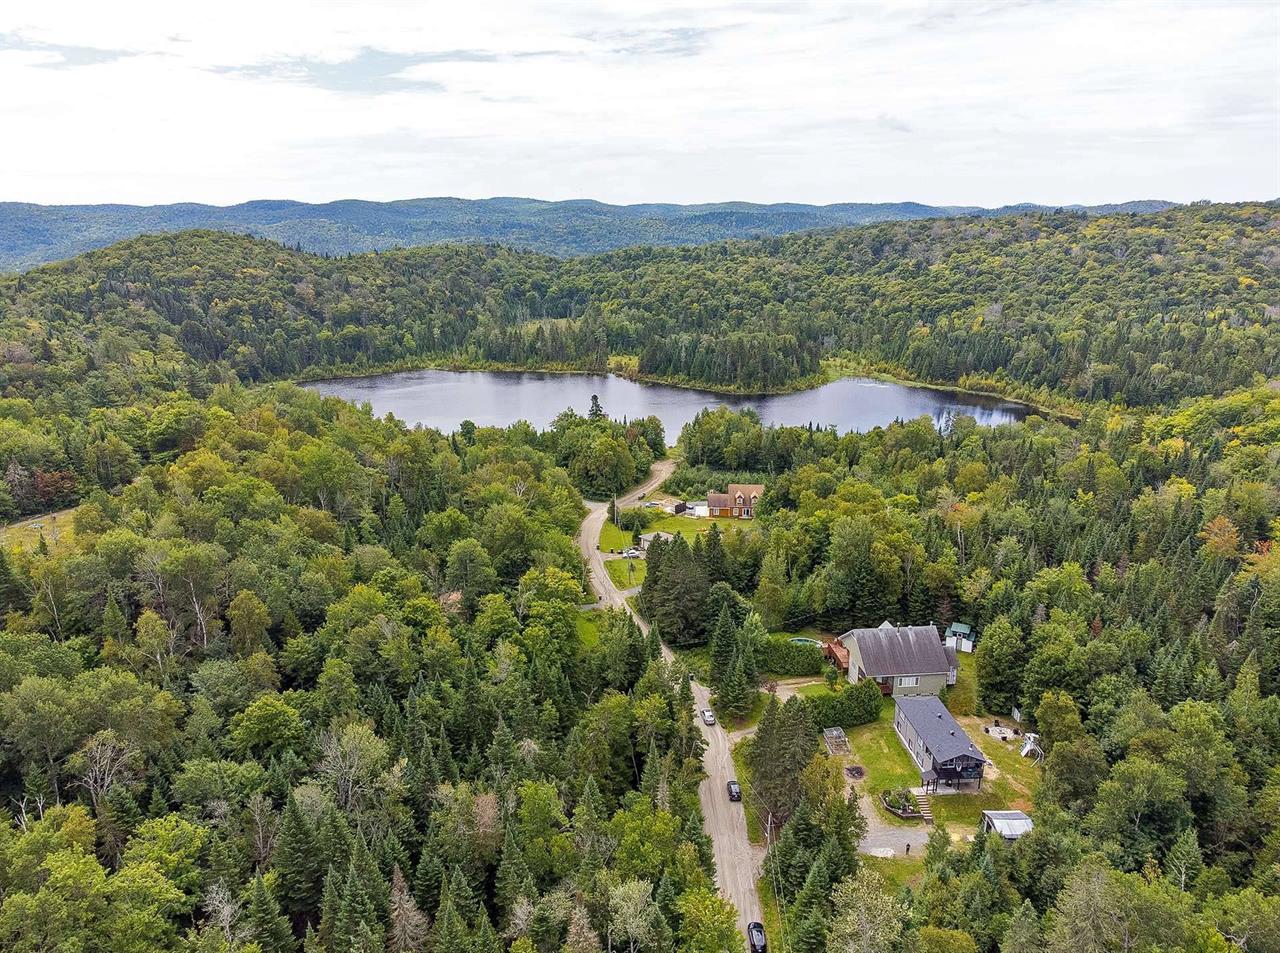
[727,780,742,801]
[621,548,642,558]
[700,708,716,726]
[747,921,767,952]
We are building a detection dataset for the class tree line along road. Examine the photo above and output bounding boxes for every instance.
[574,459,766,942]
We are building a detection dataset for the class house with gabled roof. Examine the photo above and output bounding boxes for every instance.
[894,695,987,792]
[839,621,951,696]
[707,483,763,519]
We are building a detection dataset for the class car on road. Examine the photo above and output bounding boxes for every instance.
[727,780,742,801]
[700,708,716,726]
[747,921,767,953]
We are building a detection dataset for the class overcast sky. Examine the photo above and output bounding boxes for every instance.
[1,0,1276,207]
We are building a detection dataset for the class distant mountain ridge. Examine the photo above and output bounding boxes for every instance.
[0,195,1179,271]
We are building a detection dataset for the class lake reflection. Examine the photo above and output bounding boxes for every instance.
[302,369,1029,436]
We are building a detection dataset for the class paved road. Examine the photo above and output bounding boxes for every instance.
[576,459,765,940]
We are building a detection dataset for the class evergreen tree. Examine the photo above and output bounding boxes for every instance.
[718,651,753,721]
[495,828,535,922]
[273,795,322,919]
[999,900,1043,953]
[413,847,444,914]
[244,875,298,953]
[708,605,738,688]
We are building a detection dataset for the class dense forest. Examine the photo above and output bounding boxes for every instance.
[0,196,1175,272]
[626,391,1280,950]
[0,203,1275,409]
[0,203,1276,951]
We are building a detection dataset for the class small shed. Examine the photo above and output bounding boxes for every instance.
[981,810,1034,842]
[689,501,709,518]
[945,621,975,653]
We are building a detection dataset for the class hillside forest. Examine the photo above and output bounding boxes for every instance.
[0,204,1275,951]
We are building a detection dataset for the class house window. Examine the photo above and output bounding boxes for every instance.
[897,676,919,687]
[743,508,751,517]
[732,507,739,516]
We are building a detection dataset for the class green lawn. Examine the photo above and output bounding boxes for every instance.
[604,557,646,589]
[598,519,632,551]
[842,695,1040,831]
[945,650,979,717]
[575,610,602,649]
[847,698,920,791]
[796,681,841,699]
[861,854,926,892]
[732,737,765,845]
[645,514,746,541]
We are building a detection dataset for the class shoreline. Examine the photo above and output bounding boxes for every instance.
[294,355,1051,415]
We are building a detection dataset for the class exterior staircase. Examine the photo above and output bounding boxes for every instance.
[915,792,934,825]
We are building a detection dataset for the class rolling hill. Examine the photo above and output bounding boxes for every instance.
[0,195,1177,271]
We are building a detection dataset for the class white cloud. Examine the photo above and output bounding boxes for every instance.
[0,0,1275,205]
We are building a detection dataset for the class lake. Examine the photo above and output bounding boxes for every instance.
[302,369,1029,436]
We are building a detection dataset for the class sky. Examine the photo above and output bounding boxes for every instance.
[1,0,1277,207]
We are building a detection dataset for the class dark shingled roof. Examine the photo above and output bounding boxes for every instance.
[841,624,949,677]
[895,696,987,765]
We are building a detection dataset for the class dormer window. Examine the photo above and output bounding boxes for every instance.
[735,493,744,504]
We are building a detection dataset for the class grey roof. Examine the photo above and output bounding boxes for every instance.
[841,624,948,677]
[944,645,959,670]
[895,696,987,765]
[982,810,1034,839]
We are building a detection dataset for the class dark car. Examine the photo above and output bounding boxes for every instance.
[727,780,742,802]
[747,921,767,953]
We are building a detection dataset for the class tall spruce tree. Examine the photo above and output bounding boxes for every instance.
[244,875,298,953]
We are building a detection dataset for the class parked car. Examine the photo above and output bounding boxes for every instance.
[747,921,767,953]
[700,709,716,726]
[643,501,660,508]
[727,780,742,802]
[621,548,642,558]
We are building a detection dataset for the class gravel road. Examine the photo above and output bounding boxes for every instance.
[575,459,765,941]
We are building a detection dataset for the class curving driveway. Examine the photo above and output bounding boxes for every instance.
[576,459,765,939]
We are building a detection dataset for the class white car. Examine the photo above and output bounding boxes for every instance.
[700,709,717,726]
[622,548,643,558]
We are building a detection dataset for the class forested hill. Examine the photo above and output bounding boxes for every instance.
[0,195,1177,271]
[1,201,1275,406]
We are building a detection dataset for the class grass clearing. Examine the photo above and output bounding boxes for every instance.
[844,698,922,827]
[861,854,926,892]
[1,507,76,554]
[604,557,646,589]
[945,650,978,717]
[645,514,746,541]
[796,681,841,699]
[575,611,602,649]
[598,519,632,552]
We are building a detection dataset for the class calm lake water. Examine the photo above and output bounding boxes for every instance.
[303,369,1029,436]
